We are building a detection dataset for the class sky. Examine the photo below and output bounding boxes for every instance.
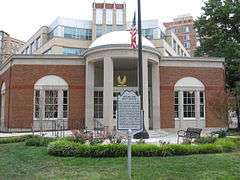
[0,0,205,41]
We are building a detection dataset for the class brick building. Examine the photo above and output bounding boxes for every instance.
[0,31,24,63]
[164,14,198,56]
[0,31,225,132]
[0,3,225,133]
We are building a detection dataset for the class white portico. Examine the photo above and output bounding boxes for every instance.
[85,31,161,131]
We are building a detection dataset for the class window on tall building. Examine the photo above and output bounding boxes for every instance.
[36,37,41,49]
[171,28,177,33]
[142,28,154,40]
[31,41,36,53]
[184,42,191,49]
[34,75,68,120]
[116,25,125,31]
[43,48,52,55]
[182,26,190,33]
[173,39,177,51]
[64,27,92,40]
[96,25,104,38]
[63,47,86,55]
[96,9,103,24]
[106,25,113,33]
[116,9,123,25]
[26,47,30,54]
[184,34,190,41]
[106,9,113,25]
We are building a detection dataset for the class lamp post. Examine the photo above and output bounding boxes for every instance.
[134,0,149,139]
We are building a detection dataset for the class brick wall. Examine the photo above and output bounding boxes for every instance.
[160,66,225,128]
[5,64,86,130]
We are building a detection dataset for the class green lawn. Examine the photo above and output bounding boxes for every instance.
[1,143,240,180]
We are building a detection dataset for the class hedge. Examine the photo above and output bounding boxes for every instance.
[47,137,240,157]
[48,140,127,157]
[0,135,35,144]
[25,136,56,147]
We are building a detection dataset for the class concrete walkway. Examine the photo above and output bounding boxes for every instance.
[0,130,181,144]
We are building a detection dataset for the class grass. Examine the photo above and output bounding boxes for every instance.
[1,143,240,179]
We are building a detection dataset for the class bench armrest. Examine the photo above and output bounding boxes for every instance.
[177,130,186,137]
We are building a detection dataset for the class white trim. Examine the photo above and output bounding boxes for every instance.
[175,77,204,88]
[12,58,85,66]
[35,75,68,88]
[160,56,224,69]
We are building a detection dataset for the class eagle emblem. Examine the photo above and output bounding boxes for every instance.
[117,75,127,87]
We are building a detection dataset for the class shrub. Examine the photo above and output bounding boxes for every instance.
[89,138,104,145]
[194,136,218,144]
[47,138,240,158]
[48,140,127,157]
[211,130,227,138]
[0,135,34,144]
[108,134,124,144]
[63,136,86,144]
[25,136,55,147]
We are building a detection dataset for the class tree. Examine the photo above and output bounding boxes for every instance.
[195,0,240,129]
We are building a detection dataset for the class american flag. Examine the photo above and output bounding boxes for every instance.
[130,12,137,49]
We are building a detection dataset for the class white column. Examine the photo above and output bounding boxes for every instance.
[103,57,113,131]
[152,63,160,130]
[142,57,149,130]
[85,61,95,130]
[0,93,5,130]
[195,90,200,128]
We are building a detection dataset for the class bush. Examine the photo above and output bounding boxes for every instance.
[48,140,127,157]
[25,136,55,147]
[47,138,240,158]
[0,135,34,144]
[63,136,86,144]
[108,134,124,144]
[211,130,227,138]
[194,136,218,144]
[89,138,104,145]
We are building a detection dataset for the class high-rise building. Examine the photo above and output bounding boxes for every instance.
[0,31,24,63]
[18,2,190,57]
[164,14,197,56]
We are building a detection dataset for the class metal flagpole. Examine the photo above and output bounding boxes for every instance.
[134,0,149,139]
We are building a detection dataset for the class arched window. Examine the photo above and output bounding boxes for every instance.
[0,82,6,130]
[34,75,69,120]
[174,77,205,121]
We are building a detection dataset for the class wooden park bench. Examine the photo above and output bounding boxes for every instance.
[177,128,202,144]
